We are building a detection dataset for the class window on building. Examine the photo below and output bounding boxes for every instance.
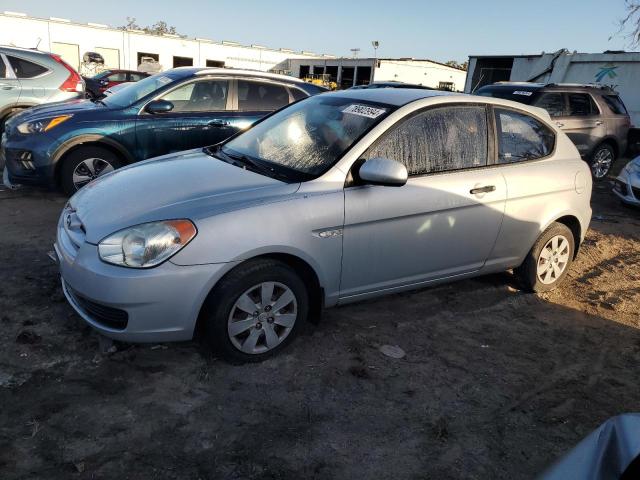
[568,93,598,116]
[160,79,229,112]
[237,80,290,111]
[137,52,159,66]
[173,56,193,68]
[366,105,488,176]
[206,60,225,68]
[6,56,48,79]
[533,92,565,117]
[495,108,555,163]
[438,81,454,91]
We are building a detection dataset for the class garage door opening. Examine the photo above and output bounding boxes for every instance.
[173,56,193,68]
[206,60,225,68]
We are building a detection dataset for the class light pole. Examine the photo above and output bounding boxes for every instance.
[372,40,379,62]
[350,48,360,59]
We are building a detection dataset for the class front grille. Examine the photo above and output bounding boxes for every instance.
[66,284,129,330]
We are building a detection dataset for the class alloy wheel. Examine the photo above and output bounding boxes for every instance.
[72,158,115,190]
[591,148,613,179]
[227,282,298,354]
[536,235,570,285]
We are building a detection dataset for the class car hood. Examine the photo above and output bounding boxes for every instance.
[15,98,105,121]
[69,149,299,244]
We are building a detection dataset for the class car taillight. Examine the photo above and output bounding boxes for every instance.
[50,54,84,93]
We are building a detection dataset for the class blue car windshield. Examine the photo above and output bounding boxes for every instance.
[102,71,186,107]
[221,95,394,178]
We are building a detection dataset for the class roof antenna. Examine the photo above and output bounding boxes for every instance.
[34,37,41,50]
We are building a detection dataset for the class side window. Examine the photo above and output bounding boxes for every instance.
[160,79,229,113]
[130,73,147,82]
[533,93,565,117]
[106,72,128,82]
[602,95,628,115]
[6,55,48,78]
[495,108,555,163]
[0,57,6,79]
[568,93,597,116]
[237,80,290,111]
[289,87,308,102]
[366,105,488,176]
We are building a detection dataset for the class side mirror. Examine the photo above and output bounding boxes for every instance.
[358,157,408,187]
[145,99,174,114]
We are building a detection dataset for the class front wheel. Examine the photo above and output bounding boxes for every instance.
[516,222,575,293]
[59,146,123,196]
[589,143,615,180]
[203,259,309,363]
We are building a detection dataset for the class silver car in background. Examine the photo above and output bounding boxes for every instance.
[0,45,84,133]
[55,89,592,362]
[613,156,640,207]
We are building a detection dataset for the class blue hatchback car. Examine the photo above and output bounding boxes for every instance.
[2,68,325,194]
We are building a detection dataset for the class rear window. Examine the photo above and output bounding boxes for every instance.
[567,93,598,116]
[0,58,5,78]
[602,95,628,115]
[475,86,538,104]
[495,108,555,163]
[237,80,290,111]
[6,55,48,79]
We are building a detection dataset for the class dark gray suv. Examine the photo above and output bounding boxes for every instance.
[0,46,84,134]
[475,82,631,179]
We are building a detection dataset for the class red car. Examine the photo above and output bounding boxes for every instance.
[83,70,150,99]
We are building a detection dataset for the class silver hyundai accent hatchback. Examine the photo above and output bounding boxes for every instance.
[55,89,592,362]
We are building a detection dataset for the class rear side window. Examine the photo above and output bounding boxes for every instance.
[533,93,565,117]
[366,105,488,176]
[6,55,48,78]
[602,95,628,115]
[495,108,555,163]
[237,80,290,111]
[0,58,5,78]
[130,73,147,81]
[567,93,598,116]
[106,72,128,82]
[289,88,308,102]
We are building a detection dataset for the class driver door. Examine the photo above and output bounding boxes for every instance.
[135,78,234,160]
[340,105,506,300]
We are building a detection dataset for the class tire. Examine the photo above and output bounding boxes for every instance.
[60,146,124,196]
[588,143,615,181]
[203,259,310,363]
[515,222,575,293]
[0,108,24,135]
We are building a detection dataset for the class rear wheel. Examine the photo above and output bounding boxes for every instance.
[516,222,575,293]
[203,259,309,363]
[60,146,123,196]
[589,143,615,180]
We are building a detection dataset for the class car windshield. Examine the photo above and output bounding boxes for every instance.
[102,71,185,107]
[219,95,394,180]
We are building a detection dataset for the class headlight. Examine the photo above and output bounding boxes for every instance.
[98,220,197,268]
[17,115,72,134]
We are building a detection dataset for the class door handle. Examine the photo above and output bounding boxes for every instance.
[555,122,565,128]
[0,85,16,90]
[595,120,603,126]
[470,185,496,195]
[208,120,230,128]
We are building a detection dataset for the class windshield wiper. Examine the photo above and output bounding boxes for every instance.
[215,148,293,182]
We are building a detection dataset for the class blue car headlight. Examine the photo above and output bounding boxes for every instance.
[17,115,73,134]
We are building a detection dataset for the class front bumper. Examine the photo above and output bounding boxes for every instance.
[55,216,233,342]
[612,168,640,207]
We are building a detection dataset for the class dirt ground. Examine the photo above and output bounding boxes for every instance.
[0,160,639,480]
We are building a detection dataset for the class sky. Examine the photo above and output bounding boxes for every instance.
[0,0,634,62]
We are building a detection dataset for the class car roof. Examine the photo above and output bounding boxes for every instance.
[329,88,460,106]
[188,67,308,84]
[0,45,52,57]
[481,82,617,94]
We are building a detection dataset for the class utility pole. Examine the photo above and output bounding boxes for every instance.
[350,48,360,58]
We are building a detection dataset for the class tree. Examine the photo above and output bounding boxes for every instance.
[614,1,640,45]
[120,17,182,36]
[445,60,468,71]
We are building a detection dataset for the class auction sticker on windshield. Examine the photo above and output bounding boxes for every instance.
[513,91,533,96]
[342,104,387,119]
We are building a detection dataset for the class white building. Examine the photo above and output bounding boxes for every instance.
[286,57,467,90]
[0,11,327,74]
[465,49,640,124]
